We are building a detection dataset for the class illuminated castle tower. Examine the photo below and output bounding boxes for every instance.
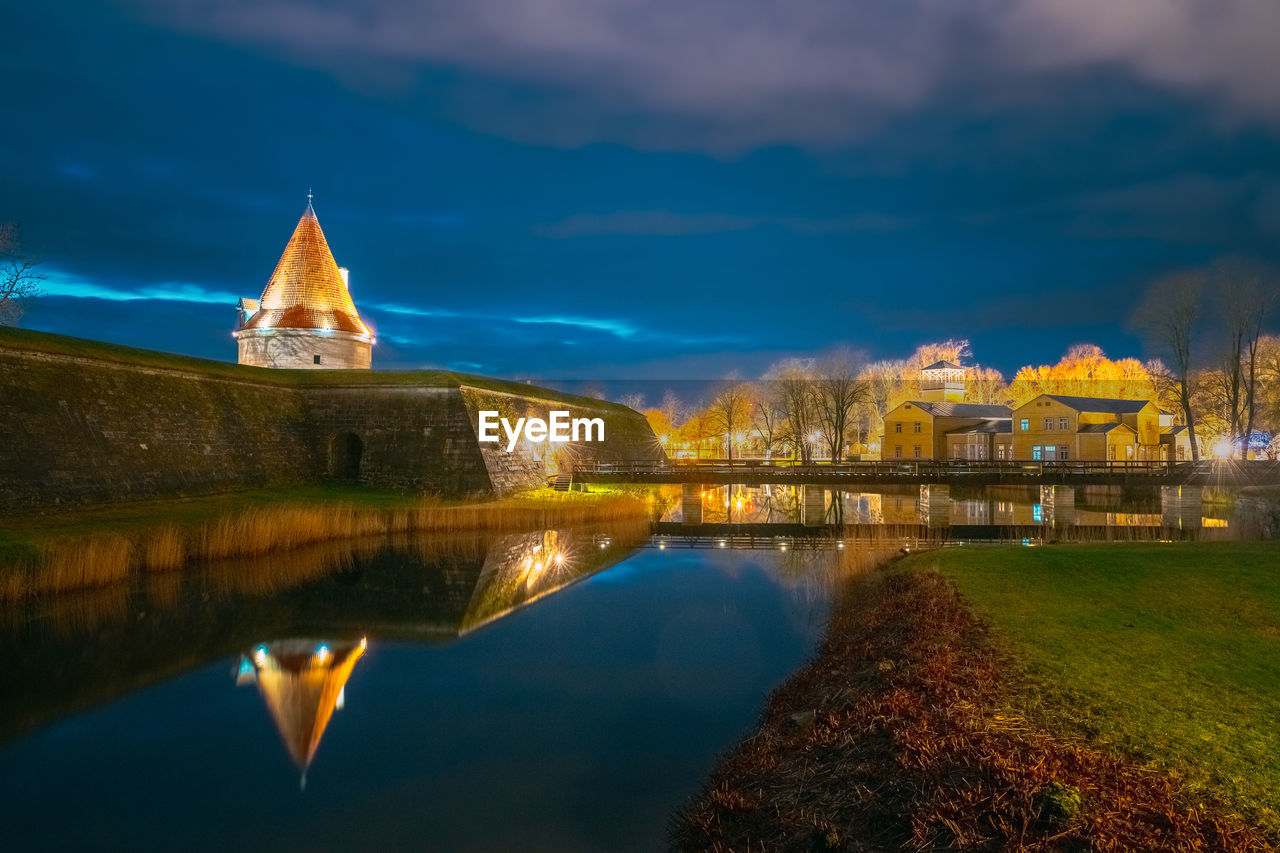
[235,195,374,369]
[920,360,966,402]
[236,637,367,785]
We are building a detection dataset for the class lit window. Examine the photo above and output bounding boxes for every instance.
[1032,445,1042,460]
[1020,418,1029,431]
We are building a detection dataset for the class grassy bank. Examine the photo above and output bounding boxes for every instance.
[675,548,1277,851]
[921,542,1280,834]
[0,484,655,600]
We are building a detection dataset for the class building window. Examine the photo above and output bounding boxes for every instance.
[1043,417,1053,430]
[1059,445,1069,460]
[1020,418,1029,431]
[894,422,902,433]
[1126,445,1134,460]
[1178,446,1186,460]
[1108,445,1116,460]
[1032,445,1042,460]
[913,445,921,458]
[1059,417,1069,430]
[313,355,322,364]
[913,422,921,433]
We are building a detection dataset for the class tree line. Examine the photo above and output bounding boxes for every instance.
[631,260,1280,461]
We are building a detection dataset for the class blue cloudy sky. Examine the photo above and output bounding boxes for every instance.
[5,0,1280,381]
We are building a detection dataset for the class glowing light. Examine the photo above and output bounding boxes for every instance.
[314,644,331,663]
[254,645,269,666]
[1212,438,1233,459]
[718,539,727,548]
[837,541,845,550]
[554,553,564,565]
[779,543,787,552]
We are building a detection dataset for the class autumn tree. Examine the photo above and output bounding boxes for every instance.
[0,223,43,325]
[965,366,1008,405]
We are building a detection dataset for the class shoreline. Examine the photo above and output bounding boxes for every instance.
[0,485,656,601]
[673,561,1276,852]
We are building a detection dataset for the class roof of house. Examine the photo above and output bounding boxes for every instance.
[907,401,1012,418]
[238,203,371,338]
[1161,425,1188,436]
[921,360,964,372]
[945,419,1012,435]
[1036,395,1153,414]
[1078,422,1137,434]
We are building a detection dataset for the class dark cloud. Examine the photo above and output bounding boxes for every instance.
[3,2,1280,380]
[126,0,1280,148]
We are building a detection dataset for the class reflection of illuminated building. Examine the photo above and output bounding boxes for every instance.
[237,637,367,784]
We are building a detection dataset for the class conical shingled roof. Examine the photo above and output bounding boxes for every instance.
[251,638,367,772]
[239,203,371,337]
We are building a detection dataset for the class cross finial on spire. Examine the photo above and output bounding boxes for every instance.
[307,187,313,204]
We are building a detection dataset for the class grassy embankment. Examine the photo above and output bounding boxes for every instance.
[0,324,638,411]
[924,542,1280,833]
[676,543,1280,851]
[0,484,655,600]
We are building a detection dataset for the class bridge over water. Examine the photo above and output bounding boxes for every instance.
[576,459,1280,488]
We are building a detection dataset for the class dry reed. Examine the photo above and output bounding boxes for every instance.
[0,492,652,601]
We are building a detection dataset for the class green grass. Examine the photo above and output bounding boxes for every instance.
[0,326,635,411]
[904,542,1280,831]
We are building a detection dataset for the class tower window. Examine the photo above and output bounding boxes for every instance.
[313,355,322,364]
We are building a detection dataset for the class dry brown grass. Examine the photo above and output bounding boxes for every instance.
[0,492,652,601]
[673,566,1277,852]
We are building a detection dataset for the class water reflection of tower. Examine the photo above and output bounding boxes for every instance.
[236,637,367,787]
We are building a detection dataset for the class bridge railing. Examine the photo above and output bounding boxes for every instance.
[576,458,1225,477]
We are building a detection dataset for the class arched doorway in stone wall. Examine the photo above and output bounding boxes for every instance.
[328,432,363,480]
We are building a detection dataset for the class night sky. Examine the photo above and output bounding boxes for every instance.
[5,1,1280,382]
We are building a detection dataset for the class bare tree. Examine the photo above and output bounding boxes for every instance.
[763,358,818,462]
[707,377,752,461]
[811,348,869,462]
[0,222,44,325]
[749,385,787,459]
[659,389,683,430]
[617,392,646,411]
[1135,271,1203,460]
[860,360,904,437]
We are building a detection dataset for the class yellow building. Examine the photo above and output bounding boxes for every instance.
[235,197,374,369]
[882,400,1013,461]
[1011,395,1190,461]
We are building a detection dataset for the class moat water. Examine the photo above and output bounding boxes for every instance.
[0,485,1244,850]
[0,520,841,852]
